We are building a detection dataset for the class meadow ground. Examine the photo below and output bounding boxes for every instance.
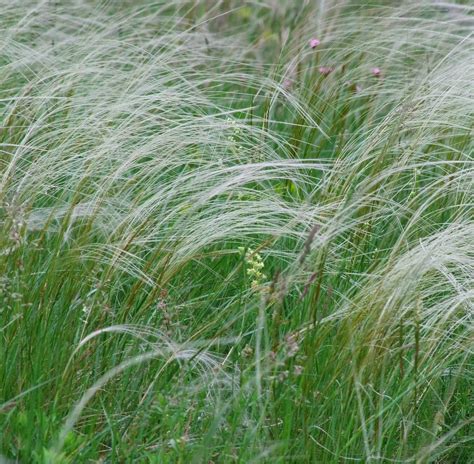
[0,1,473,462]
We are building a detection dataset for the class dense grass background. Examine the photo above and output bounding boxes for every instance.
[1,1,473,462]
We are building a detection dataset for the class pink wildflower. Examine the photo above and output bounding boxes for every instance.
[309,38,320,49]
[371,67,381,77]
[318,66,334,76]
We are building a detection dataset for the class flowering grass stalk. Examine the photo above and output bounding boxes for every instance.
[0,1,472,462]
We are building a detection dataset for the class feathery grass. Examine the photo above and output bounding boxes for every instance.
[0,1,472,462]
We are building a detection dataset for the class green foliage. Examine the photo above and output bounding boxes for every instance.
[0,1,472,462]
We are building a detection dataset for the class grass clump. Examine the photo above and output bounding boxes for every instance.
[0,1,472,462]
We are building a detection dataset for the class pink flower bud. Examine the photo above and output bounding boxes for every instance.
[318,66,334,76]
[309,38,320,49]
[371,67,381,77]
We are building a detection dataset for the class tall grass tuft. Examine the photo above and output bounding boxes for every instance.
[1,1,472,462]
